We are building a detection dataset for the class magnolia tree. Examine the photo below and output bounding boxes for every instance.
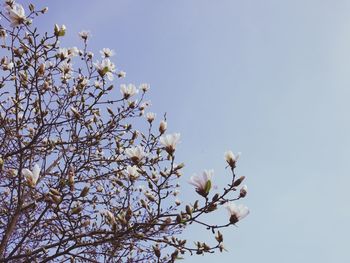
[0,1,249,262]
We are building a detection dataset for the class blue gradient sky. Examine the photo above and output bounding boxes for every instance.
[21,0,350,262]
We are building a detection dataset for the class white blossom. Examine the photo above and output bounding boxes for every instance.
[224,150,240,168]
[126,165,139,181]
[93,58,115,81]
[22,163,41,187]
[6,2,27,27]
[100,48,115,58]
[96,185,104,192]
[224,202,249,224]
[139,101,151,110]
[146,112,156,123]
[117,71,126,78]
[79,30,90,40]
[120,84,138,99]
[160,133,180,155]
[189,169,213,197]
[94,81,102,88]
[125,146,147,163]
[79,77,90,87]
[58,48,69,60]
[101,210,116,226]
[69,46,80,57]
[144,191,156,202]
[87,52,94,59]
[139,83,150,92]
[1,57,13,71]
[59,61,73,77]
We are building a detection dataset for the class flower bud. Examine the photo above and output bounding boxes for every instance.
[224,150,240,168]
[239,185,248,198]
[153,245,161,258]
[71,206,82,215]
[38,63,45,76]
[186,205,192,217]
[159,120,167,134]
[41,7,48,14]
[233,176,245,187]
[146,112,156,123]
[215,231,223,243]
[80,186,90,197]
[54,24,66,37]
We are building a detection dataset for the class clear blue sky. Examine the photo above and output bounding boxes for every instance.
[21,0,350,262]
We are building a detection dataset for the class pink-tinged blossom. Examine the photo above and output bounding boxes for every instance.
[189,169,213,197]
[22,163,40,187]
[6,2,27,27]
[224,202,249,224]
[160,133,180,155]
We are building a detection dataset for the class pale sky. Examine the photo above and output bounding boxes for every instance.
[21,0,350,262]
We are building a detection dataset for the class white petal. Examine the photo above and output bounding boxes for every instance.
[22,168,33,178]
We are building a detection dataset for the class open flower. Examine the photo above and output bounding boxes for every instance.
[117,71,126,78]
[59,61,73,79]
[126,165,139,181]
[93,58,115,81]
[125,146,147,164]
[189,170,213,197]
[22,163,41,187]
[224,202,249,224]
[79,30,90,41]
[6,2,27,27]
[224,150,240,168]
[160,133,180,155]
[1,57,14,71]
[146,112,156,123]
[139,83,150,92]
[58,48,69,60]
[120,84,138,99]
[100,48,115,58]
